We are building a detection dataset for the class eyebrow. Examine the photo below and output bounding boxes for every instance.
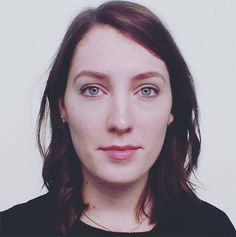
[132,71,165,82]
[73,70,165,82]
[74,70,110,81]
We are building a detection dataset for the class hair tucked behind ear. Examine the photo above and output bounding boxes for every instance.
[37,1,201,234]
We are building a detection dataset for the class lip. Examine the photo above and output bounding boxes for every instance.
[99,145,141,160]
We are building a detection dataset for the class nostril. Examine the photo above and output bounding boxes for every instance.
[110,126,132,135]
[106,99,134,134]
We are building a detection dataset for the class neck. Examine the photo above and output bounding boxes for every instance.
[83,172,149,214]
[80,169,153,232]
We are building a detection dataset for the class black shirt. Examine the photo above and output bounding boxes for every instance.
[0,193,235,236]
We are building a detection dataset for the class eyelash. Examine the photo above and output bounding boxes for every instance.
[138,86,159,97]
[80,85,159,97]
[80,85,106,97]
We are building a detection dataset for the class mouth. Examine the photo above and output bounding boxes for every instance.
[99,145,141,160]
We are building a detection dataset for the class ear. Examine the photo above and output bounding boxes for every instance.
[168,113,174,125]
[58,97,67,122]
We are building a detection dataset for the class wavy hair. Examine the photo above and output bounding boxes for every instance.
[37,1,201,235]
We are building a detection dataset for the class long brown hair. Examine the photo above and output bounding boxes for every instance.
[37,1,201,234]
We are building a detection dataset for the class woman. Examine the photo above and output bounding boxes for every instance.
[1,1,235,236]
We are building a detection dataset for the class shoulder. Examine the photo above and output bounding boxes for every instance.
[0,193,56,236]
[179,199,236,236]
[199,200,232,222]
[201,201,235,235]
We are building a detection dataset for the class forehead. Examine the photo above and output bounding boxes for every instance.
[70,25,169,80]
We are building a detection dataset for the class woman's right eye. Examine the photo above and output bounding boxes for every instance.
[80,85,105,97]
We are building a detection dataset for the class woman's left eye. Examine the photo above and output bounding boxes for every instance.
[139,86,159,97]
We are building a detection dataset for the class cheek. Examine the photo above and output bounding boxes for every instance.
[66,105,105,145]
[68,117,99,162]
[141,118,168,144]
[144,125,167,164]
[69,117,96,140]
[137,109,169,152]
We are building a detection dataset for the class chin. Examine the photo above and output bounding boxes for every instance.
[99,172,148,187]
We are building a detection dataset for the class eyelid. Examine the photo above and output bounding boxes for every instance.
[80,83,107,96]
[135,84,159,95]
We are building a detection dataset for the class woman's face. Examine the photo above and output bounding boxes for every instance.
[59,25,173,186]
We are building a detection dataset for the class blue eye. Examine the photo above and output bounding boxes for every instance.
[140,87,158,97]
[80,85,104,96]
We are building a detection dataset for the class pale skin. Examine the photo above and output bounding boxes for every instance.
[59,25,174,232]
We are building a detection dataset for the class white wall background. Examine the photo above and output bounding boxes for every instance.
[0,0,235,227]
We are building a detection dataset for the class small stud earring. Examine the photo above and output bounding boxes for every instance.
[61,115,66,123]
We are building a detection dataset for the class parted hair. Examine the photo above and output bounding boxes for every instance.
[37,1,201,235]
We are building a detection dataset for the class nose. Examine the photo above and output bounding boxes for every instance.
[106,95,134,135]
